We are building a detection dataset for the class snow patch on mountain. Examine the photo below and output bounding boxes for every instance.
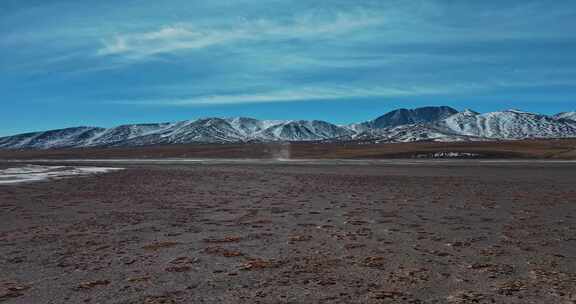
[355,124,483,143]
[555,112,576,121]
[0,127,105,150]
[437,109,576,139]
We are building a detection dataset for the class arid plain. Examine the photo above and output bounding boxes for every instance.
[1,142,576,303]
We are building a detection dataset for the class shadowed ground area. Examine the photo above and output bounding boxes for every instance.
[1,162,575,303]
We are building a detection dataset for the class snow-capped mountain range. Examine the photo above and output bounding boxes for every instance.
[1,106,576,149]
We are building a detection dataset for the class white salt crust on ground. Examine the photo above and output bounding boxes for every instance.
[0,165,123,185]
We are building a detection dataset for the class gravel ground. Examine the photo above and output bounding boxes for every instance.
[1,162,575,303]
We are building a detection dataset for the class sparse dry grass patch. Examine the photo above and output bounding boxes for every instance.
[142,241,181,251]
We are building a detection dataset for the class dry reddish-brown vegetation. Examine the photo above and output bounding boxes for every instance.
[0,138,575,160]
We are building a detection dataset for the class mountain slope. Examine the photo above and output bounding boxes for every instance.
[352,106,458,131]
[555,112,576,121]
[0,127,105,149]
[2,107,576,150]
[353,124,484,143]
[261,120,354,141]
[436,109,576,139]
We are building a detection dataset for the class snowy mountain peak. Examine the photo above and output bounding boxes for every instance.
[462,109,479,116]
[503,109,530,114]
[354,106,458,130]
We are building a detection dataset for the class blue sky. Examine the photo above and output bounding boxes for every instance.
[2,0,576,136]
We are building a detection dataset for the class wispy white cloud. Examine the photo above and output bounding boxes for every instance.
[113,84,485,106]
[97,10,383,59]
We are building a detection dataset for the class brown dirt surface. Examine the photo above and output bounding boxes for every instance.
[1,162,575,303]
[0,139,576,160]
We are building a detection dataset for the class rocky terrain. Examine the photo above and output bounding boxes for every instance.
[1,161,575,303]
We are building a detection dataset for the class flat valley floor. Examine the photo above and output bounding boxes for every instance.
[1,161,576,303]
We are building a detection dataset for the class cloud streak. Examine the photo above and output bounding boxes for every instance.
[114,84,485,106]
[97,10,383,59]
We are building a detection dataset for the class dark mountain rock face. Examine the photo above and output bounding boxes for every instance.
[369,106,459,129]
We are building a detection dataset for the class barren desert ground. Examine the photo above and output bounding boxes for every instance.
[0,139,575,160]
[1,160,576,303]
